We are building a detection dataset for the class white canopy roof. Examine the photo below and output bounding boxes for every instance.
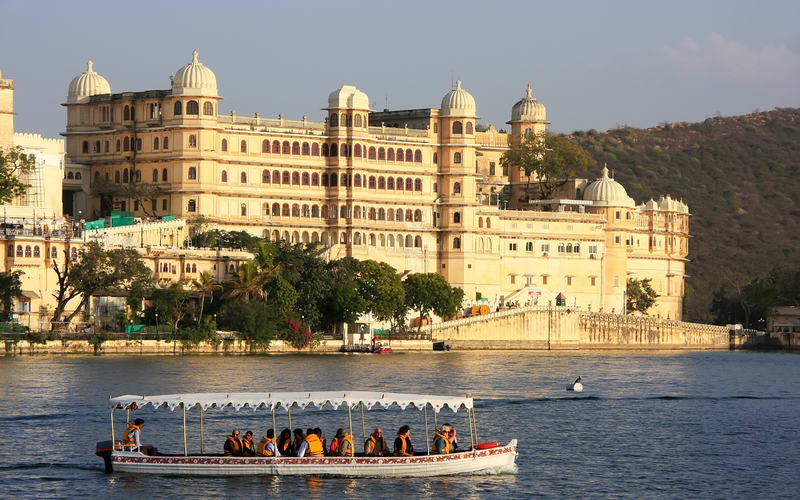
[109,391,473,414]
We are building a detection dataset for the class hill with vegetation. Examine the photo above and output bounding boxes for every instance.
[573,108,800,323]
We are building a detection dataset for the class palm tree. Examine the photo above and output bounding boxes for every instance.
[252,241,282,282]
[225,261,264,302]
[193,271,221,323]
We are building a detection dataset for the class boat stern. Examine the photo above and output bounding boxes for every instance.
[95,440,115,473]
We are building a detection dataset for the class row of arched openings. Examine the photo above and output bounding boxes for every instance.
[221,169,424,192]
[8,245,76,259]
[262,202,423,222]
[263,230,423,248]
[221,139,424,163]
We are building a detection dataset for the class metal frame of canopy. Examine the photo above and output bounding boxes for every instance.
[108,392,480,457]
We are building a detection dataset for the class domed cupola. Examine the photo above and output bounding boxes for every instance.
[440,80,476,117]
[509,83,546,123]
[327,85,370,110]
[171,51,218,97]
[67,60,111,104]
[583,165,635,207]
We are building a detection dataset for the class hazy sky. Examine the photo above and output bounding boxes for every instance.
[2,0,799,138]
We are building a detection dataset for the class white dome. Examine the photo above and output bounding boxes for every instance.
[327,85,370,110]
[510,84,546,122]
[67,60,111,104]
[642,199,659,210]
[440,80,476,117]
[172,51,218,97]
[583,165,635,207]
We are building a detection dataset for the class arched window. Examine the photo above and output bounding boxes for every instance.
[282,141,290,154]
[321,205,329,219]
[453,182,461,194]
[396,177,404,191]
[378,208,385,220]
[241,140,247,153]
[241,171,247,183]
[192,264,197,273]
[272,140,280,153]
[414,209,422,222]
[312,143,320,156]
[116,140,121,152]
[261,140,270,153]
[396,209,403,222]
[330,114,338,127]
[330,143,337,156]
[397,149,404,162]
[221,170,228,182]
[282,203,290,216]
[154,137,159,150]
[302,142,310,155]
[105,141,109,152]
[221,139,228,151]
[163,136,169,149]
[24,245,31,257]
[341,206,349,219]
[186,166,196,180]
[405,235,413,247]
[433,152,438,164]
[387,148,395,161]
[262,170,270,183]
[405,178,413,191]
[414,178,422,191]
[67,172,74,179]
[123,168,129,183]
[478,217,483,228]
[354,174,362,187]
[292,141,300,155]
[188,199,196,212]
[322,173,329,186]
[321,144,329,156]
[341,173,348,186]
[486,218,491,228]
[466,122,474,134]
[50,246,57,259]
[272,203,280,216]
[189,135,197,147]
[405,209,413,222]
[174,101,182,115]
[136,138,142,151]
[368,176,376,189]
[272,170,281,184]
[292,204,300,217]
[302,173,310,185]
[368,147,376,159]
[282,171,290,184]
[405,149,413,162]
[354,144,361,157]
[340,144,348,157]
[369,208,377,220]
[203,102,214,115]
[454,152,462,164]
[312,205,320,218]
[354,206,362,219]
[354,115,362,127]
[378,177,386,189]
[123,137,130,151]
[414,236,422,248]
[93,140,100,153]
[453,237,461,249]
[330,173,338,186]
[292,172,300,185]
[387,177,395,190]
[302,205,310,217]
[378,147,385,160]
[414,150,422,162]
[33,246,40,257]
[187,101,199,115]
[311,173,319,185]
[452,121,463,134]
[454,212,461,223]
[241,204,247,216]
[152,169,159,182]
[75,172,82,180]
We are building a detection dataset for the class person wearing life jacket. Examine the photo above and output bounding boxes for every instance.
[224,429,244,456]
[276,428,292,456]
[432,426,450,454]
[443,423,458,452]
[329,428,343,456]
[364,427,389,456]
[314,427,328,455]
[122,418,144,451]
[393,425,414,457]
[337,429,354,457]
[242,430,256,456]
[297,428,325,458]
[257,429,281,457]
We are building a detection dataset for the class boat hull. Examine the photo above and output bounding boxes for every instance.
[111,440,517,477]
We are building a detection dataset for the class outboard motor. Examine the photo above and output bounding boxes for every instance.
[95,440,114,473]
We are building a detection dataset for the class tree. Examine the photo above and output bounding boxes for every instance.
[626,278,659,315]
[0,147,36,204]
[224,261,264,301]
[500,132,592,200]
[357,260,405,322]
[218,298,279,348]
[403,273,464,332]
[145,283,195,334]
[0,270,23,321]
[192,271,221,324]
[90,176,164,217]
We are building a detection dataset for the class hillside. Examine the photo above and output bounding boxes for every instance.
[574,108,800,323]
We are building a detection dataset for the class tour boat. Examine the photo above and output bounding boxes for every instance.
[96,391,517,477]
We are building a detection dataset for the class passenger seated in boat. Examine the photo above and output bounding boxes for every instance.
[291,429,304,456]
[123,418,144,451]
[336,428,354,457]
[242,431,256,456]
[432,426,450,454]
[329,428,343,455]
[444,423,458,452]
[393,425,414,456]
[257,429,281,457]
[314,427,328,455]
[298,428,325,457]
[364,428,389,456]
[224,429,244,456]
[276,428,292,456]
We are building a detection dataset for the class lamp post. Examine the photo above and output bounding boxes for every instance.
[155,312,159,340]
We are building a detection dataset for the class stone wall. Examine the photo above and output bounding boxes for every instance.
[430,306,728,349]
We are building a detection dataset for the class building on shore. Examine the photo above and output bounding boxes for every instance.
[58,52,690,320]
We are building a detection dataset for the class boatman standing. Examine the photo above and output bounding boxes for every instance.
[123,418,144,451]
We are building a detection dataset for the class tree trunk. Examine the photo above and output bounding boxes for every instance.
[197,294,205,324]
[62,294,91,326]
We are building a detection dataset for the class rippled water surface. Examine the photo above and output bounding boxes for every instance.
[1,350,798,498]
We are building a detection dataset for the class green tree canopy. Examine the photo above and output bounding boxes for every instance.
[0,147,36,204]
[0,270,24,321]
[357,260,405,322]
[403,273,464,331]
[626,278,659,315]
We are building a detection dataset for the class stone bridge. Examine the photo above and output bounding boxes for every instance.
[428,306,729,350]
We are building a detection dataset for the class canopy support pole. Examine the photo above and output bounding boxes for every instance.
[472,406,479,446]
[348,403,353,437]
[199,406,204,455]
[360,402,366,448]
[110,409,115,448]
[288,407,292,431]
[424,405,431,455]
[126,408,130,425]
[467,408,475,452]
[182,403,188,456]
[272,406,277,445]
[434,409,438,430]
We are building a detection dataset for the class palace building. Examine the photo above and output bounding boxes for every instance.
[61,52,690,319]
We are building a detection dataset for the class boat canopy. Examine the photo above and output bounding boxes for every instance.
[109,392,473,413]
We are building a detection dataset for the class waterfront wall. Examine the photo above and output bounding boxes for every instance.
[429,306,729,349]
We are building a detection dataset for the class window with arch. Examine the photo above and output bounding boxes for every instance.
[454,152,462,164]
[163,136,169,149]
[271,140,280,153]
[272,170,281,184]
[397,149,405,162]
[203,101,214,115]
[486,218,491,228]
[454,212,461,223]
[433,152,438,164]
[340,144,348,157]
[241,140,247,153]
[322,173,329,186]
[67,172,74,179]
[329,114,338,127]
[405,178,413,191]
[405,149,413,162]
[466,122,474,134]
[396,209,403,222]
[302,205,310,217]
[302,142,310,155]
[292,172,300,185]
[414,209,422,222]
[76,172,82,180]
[188,166,196,179]
[453,182,461,194]
[341,206,349,219]
[321,205,329,218]
[24,245,31,257]
[378,147,385,160]
[123,168,129,183]
[116,140,121,152]
[93,140,100,153]
[302,172,310,185]
[105,141,109,152]
[329,173,338,186]
[354,115,362,127]
[282,203,290,216]
[377,208,384,220]
[354,174,362,187]
[221,139,228,151]
[262,140,270,153]
[368,176,376,189]
[414,178,422,191]
[414,236,422,248]
[136,138,142,151]
[378,177,386,189]
[123,105,130,120]
[174,101,182,115]
[414,149,422,162]
[405,209,413,222]
[272,203,280,216]
[368,208,376,220]
[188,199,196,212]
[154,137,159,150]
[15,245,22,257]
[330,143,338,156]
[354,144,361,157]
[478,217,483,228]
[452,121,463,134]
[241,204,247,216]
[282,171,290,184]
[311,173,319,186]
[123,137,130,151]
[189,135,197,147]
[368,147,376,159]
[387,148,395,161]
[340,173,348,186]
[33,246,40,258]
[387,177,395,190]
[292,141,300,155]
[51,246,58,259]
[293,204,300,217]
[312,143,320,156]
[453,237,461,249]
[282,141,290,154]
[240,171,247,183]
[187,101,199,115]
[152,169,159,182]
[262,170,270,183]
[221,170,228,182]
[312,205,320,217]
[396,177,404,191]
[321,144,329,156]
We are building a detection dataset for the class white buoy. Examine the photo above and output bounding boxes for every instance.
[567,377,583,392]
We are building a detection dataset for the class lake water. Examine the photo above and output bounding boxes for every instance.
[0,350,798,498]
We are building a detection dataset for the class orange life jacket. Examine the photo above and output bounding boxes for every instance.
[224,436,243,456]
[432,431,450,454]
[257,437,275,457]
[304,434,324,457]
[329,437,340,454]
[340,434,354,457]
[395,434,408,455]
[123,423,142,446]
